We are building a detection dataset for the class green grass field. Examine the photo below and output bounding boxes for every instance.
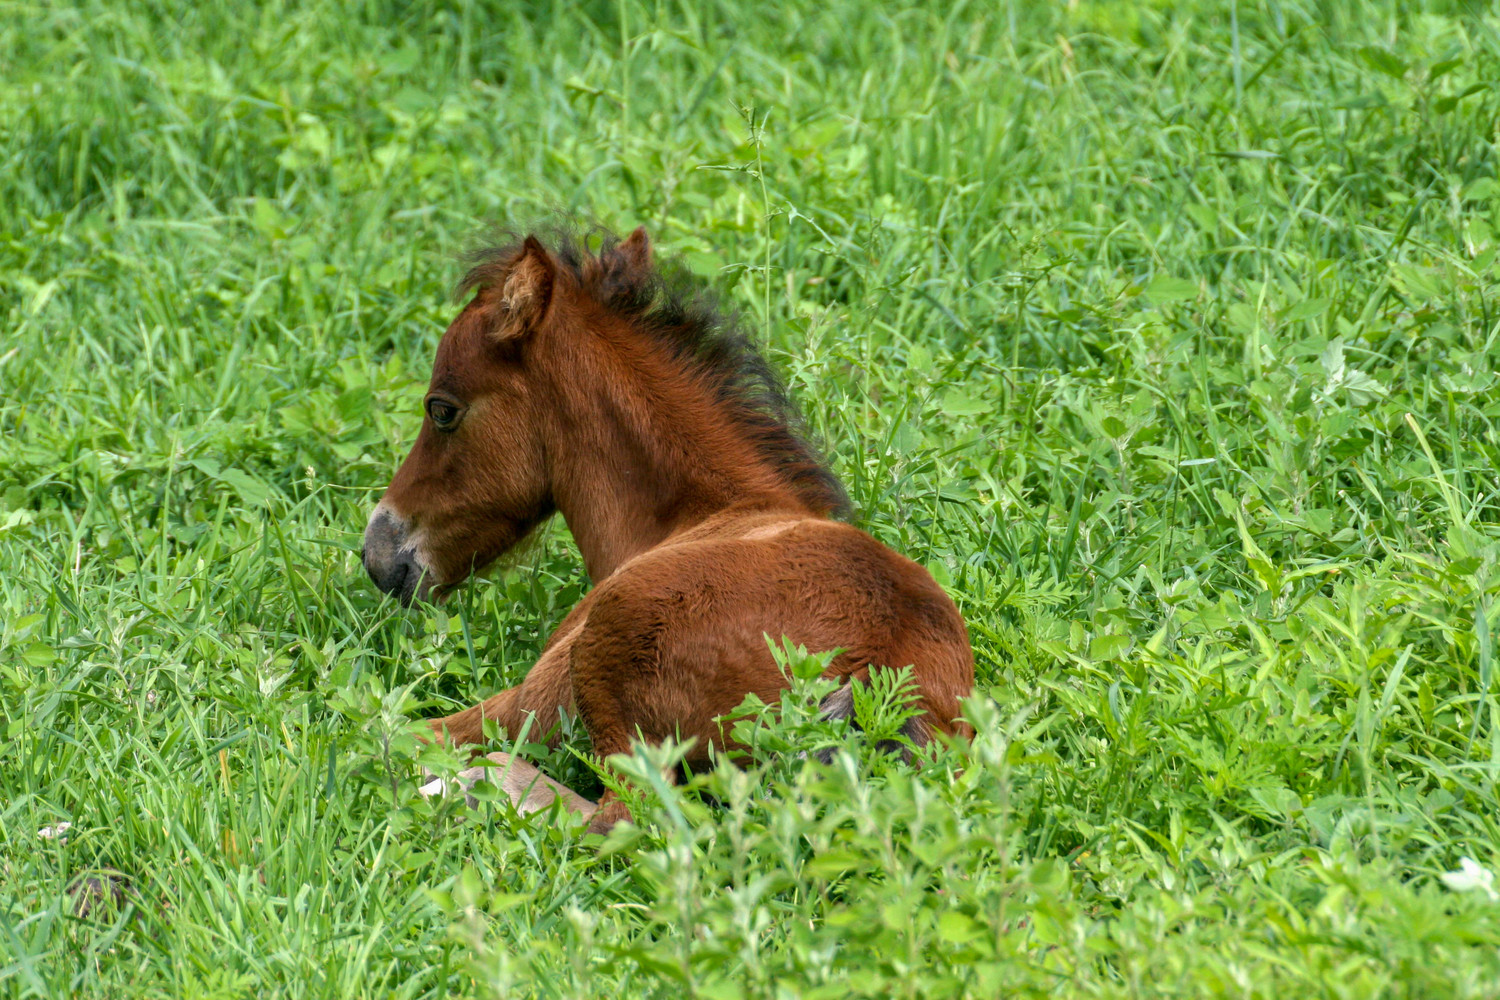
[4,0,1500,995]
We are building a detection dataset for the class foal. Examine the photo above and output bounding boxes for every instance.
[362,227,973,833]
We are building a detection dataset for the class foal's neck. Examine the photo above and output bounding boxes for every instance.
[544,335,811,582]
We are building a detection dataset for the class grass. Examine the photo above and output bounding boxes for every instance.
[3,0,1500,995]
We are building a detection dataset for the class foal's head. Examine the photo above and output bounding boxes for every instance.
[364,227,670,602]
[362,225,846,604]
[361,232,592,603]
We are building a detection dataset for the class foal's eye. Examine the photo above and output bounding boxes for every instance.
[425,398,461,430]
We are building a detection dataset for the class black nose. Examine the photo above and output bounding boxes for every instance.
[365,554,411,598]
[363,509,421,603]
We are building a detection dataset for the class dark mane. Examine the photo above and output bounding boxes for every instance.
[459,225,851,519]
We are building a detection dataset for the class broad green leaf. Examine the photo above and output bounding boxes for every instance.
[1358,46,1408,79]
[1088,634,1131,661]
[805,850,867,878]
[1464,178,1500,201]
[1282,297,1330,322]
[1146,275,1199,302]
[21,642,55,668]
[940,390,989,417]
[938,911,984,943]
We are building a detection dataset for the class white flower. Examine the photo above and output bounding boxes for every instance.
[1441,857,1499,900]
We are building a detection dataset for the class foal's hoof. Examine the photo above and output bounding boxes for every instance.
[418,752,597,819]
[585,799,633,836]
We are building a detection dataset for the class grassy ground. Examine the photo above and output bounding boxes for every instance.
[3,0,1500,995]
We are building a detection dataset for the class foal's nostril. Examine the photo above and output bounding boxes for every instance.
[364,548,414,598]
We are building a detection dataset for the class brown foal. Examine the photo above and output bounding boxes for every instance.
[362,226,973,833]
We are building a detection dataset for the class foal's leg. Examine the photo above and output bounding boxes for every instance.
[428,603,590,747]
[427,654,573,747]
[568,586,789,835]
[568,622,645,834]
[418,751,597,819]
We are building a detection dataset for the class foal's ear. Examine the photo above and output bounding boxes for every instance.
[616,226,652,270]
[495,236,554,341]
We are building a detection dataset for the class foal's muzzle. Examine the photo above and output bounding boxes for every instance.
[362,505,434,605]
